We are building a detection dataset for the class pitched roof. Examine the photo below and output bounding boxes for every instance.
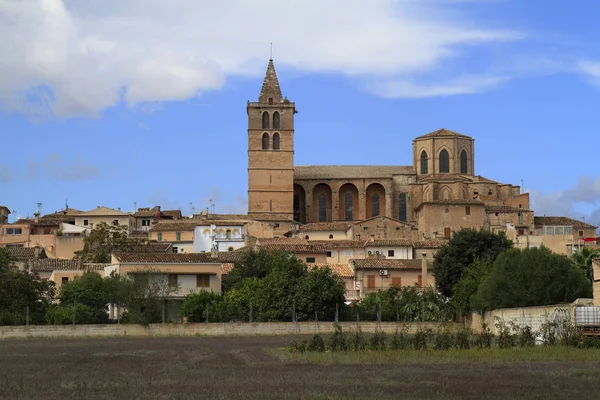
[79,206,130,216]
[258,59,283,103]
[149,221,199,232]
[133,207,181,219]
[118,243,172,253]
[534,216,597,229]
[354,215,411,226]
[129,231,150,239]
[413,240,448,249]
[5,246,47,261]
[307,263,354,278]
[365,239,413,247]
[414,128,472,140]
[307,240,366,249]
[114,252,242,264]
[43,208,83,216]
[298,222,352,232]
[351,259,425,270]
[258,242,329,254]
[30,259,108,272]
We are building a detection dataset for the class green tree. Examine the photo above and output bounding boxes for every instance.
[180,291,223,322]
[58,272,111,323]
[0,248,55,325]
[433,228,513,298]
[451,258,492,315]
[572,247,600,283]
[79,222,135,263]
[472,246,592,312]
[124,268,180,324]
[223,249,295,292]
[295,267,345,321]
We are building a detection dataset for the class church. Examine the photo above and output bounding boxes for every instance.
[247,59,532,240]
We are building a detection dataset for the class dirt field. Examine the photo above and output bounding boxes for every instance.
[1,336,600,399]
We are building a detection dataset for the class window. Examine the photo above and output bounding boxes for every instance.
[518,212,524,225]
[518,229,524,236]
[268,97,273,105]
[176,232,181,241]
[306,257,316,263]
[157,232,163,241]
[579,230,584,237]
[83,219,89,226]
[6,228,23,235]
[329,234,333,239]
[363,227,368,230]
[418,275,423,288]
[465,206,471,216]
[344,192,353,221]
[444,227,451,239]
[392,277,402,287]
[262,132,269,150]
[262,111,269,129]
[388,250,394,257]
[326,251,332,257]
[367,275,376,289]
[345,250,352,257]
[372,193,380,217]
[318,194,327,222]
[420,151,428,174]
[112,219,119,226]
[293,194,300,221]
[399,193,407,222]
[168,274,178,287]
[305,235,310,240]
[61,277,69,285]
[439,149,449,173]
[196,274,210,288]
[273,111,281,129]
[226,230,232,239]
[272,132,280,150]
[228,247,234,252]
[142,219,150,227]
[460,150,468,174]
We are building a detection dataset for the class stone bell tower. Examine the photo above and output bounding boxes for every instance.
[247,59,296,218]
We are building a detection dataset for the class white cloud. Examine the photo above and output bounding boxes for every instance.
[531,176,600,230]
[579,61,600,87]
[0,0,523,117]
[26,153,99,181]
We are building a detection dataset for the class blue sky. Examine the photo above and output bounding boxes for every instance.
[1,0,599,226]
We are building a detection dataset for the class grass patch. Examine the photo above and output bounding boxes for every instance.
[272,346,600,365]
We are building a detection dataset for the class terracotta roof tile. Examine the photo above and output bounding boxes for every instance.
[149,221,200,232]
[5,246,47,261]
[534,216,597,229]
[30,259,108,272]
[413,240,448,249]
[79,206,130,216]
[129,231,150,239]
[114,252,242,264]
[306,240,366,249]
[485,205,532,213]
[298,222,352,232]
[307,263,354,278]
[351,259,425,270]
[118,243,172,253]
[353,215,411,226]
[365,239,413,247]
[414,128,472,140]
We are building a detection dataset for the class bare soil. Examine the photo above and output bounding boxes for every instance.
[1,336,599,399]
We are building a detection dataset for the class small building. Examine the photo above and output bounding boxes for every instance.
[29,259,108,289]
[5,246,47,271]
[306,263,357,301]
[295,222,353,241]
[74,206,136,235]
[352,216,416,241]
[149,221,197,253]
[193,223,247,253]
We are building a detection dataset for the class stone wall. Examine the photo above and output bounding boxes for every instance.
[0,321,459,340]
[471,304,575,334]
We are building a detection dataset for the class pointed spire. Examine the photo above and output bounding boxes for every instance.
[258,59,283,104]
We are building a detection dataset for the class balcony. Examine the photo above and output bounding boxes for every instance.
[344,289,360,302]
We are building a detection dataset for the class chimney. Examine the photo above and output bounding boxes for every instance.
[34,212,40,223]
[421,253,428,288]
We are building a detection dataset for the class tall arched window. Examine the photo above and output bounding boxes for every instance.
[318,194,327,222]
[372,194,380,217]
[439,149,449,173]
[272,132,280,150]
[262,133,269,150]
[420,151,428,174]
[399,193,407,222]
[344,192,353,221]
[273,112,281,129]
[226,230,231,239]
[262,111,269,129]
[460,150,468,174]
[293,194,300,222]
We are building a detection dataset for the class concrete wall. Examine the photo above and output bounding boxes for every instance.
[302,230,349,240]
[471,304,575,334]
[593,259,600,306]
[0,321,460,340]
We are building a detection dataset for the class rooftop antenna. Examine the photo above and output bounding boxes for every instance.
[65,198,68,210]
[270,42,273,60]
[209,199,215,215]
[36,202,42,215]
[134,202,137,212]
[520,179,524,194]
[190,202,196,217]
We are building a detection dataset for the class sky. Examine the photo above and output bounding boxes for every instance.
[1,0,600,228]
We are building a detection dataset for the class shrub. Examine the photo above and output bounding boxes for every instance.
[350,327,367,351]
[454,327,472,350]
[390,326,410,350]
[290,339,307,353]
[495,319,515,349]
[510,322,535,347]
[581,337,600,349]
[307,334,325,352]
[369,330,387,351]
[46,304,94,325]
[434,328,454,350]
[474,323,493,348]
[329,323,349,352]
[538,319,559,346]
[413,327,431,350]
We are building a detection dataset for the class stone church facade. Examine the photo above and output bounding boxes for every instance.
[248,60,531,240]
